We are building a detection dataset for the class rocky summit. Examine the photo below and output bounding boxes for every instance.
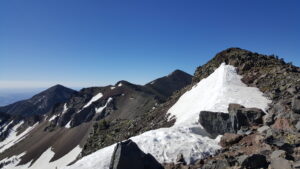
[0,48,299,169]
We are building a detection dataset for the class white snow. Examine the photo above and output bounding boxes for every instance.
[110,86,115,90]
[82,92,103,109]
[65,121,71,128]
[48,114,58,121]
[95,97,113,114]
[117,83,122,87]
[4,146,82,169]
[62,103,68,114]
[1,120,13,132]
[0,152,27,169]
[168,63,271,126]
[66,63,271,169]
[64,144,115,169]
[0,121,38,153]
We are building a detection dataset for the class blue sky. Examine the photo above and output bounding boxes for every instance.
[0,0,299,89]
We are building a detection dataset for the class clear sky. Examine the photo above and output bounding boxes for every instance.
[0,0,299,89]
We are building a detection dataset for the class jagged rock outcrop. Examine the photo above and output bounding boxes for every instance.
[198,111,233,138]
[199,103,265,137]
[109,139,163,169]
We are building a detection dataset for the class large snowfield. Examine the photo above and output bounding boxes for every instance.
[1,63,271,169]
[65,63,271,169]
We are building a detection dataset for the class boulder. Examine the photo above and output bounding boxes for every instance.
[220,133,242,147]
[263,113,275,125]
[272,118,293,131]
[294,161,300,169]
[270,150,286,159]
[292,95,300,113]
[238,154,269,169]
[296,121,300,132]
[228,104,265,127]
[257,126,270,134]
[109,139,163,169]
[199,104,266,137]
[270,157,293,169]
[201,159,230,169]
[199,111,233,138]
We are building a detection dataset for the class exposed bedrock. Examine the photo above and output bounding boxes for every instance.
[199,103,265,137]
[109,139,163,169]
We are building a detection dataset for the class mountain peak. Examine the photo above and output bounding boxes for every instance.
[168,69,191,77]
[145,70,192,98]
[193,47,292,83]
[0,84,77,117]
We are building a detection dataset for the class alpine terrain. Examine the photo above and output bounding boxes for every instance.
[0,48,299,169]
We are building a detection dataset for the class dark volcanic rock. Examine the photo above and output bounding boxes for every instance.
[199,104,265,137]
[199,111,233,138]
[228,103,265,128]
[239,154,269,169]
[109,139,163,169]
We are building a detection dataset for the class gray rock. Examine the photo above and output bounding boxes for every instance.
[292,95,300,113]
[109,139,163,169]
[270,150,286,159]
[202,159,229,169]
[199,111,233,138]
[237,155,248,165]
[287,86,298,95]
[228,103,265,128]
[296,121,300,132]
[199,104,266,137]
[257,126,270,134]
[294,161,300,169]
[263,113,275,125]
[270,157,293,169]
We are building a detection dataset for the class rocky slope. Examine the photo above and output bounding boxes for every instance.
[162,48,300,169]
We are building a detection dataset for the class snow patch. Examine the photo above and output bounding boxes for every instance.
[110,86,115,90]
[48,114,58,121]
[83,92,103,109]
[1,120,13,132]
[0,121,37,153]
[7,146,82,169]
[95,97,113,114]
[0,152,27,169]
[117,83,122,87]
[168,63,271,126]
[65,121,71,128]
[62,103,68,114]
[64,144,115,169]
